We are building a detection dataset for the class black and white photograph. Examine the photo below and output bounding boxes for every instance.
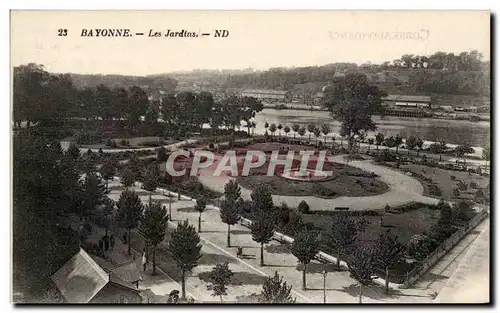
[9,10,491,304]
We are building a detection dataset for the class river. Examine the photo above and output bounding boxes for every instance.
[252,109,491,148]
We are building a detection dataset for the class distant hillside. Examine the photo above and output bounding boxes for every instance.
[67,73,178,91]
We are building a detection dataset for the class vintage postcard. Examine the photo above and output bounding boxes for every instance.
[11,10,491,304]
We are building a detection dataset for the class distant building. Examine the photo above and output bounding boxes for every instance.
[51,249,143,304]
[382,95,432,109]
[240,89,292,103]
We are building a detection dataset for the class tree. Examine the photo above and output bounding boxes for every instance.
[269,123,277,138]
[482,144,490,167]
[455,145,475,169]
[157,146,168,163]
[322,73,387,151]
[168,220,203,300]
[260,271,295,303]
[313,127,321,144]
[116,189,144,255]
[207,262,233,303]
[394,133,403,154]
[100,197,115,236]
[347,245,377,304]
[297,126,306,138]
[406,136,419,157]
[142,163,161,203]
[367,138,374,151]
[128,154,142,179]
[375,133,385,150]
[220,199,241,248]
[384,136,396,150]
[291,123,300,139]
[81,172,106,221]
[277,124,283,138]
[330,213,368,270]
[65,142,81,161]
[407,234,437,261]
[100,158,117,192]
[250,211,275,266]
[250,185,275,215]
[374,230,405,294]
[416,138,424,156]
[139,201,169,275]
[320,124,331,144]
[291,229,320,290]
[120,166,136,188]
[307,123,316,141]
[221,181,242,247]
[284,125,291,138]
[429,141,446,161]
[195,197,207,233]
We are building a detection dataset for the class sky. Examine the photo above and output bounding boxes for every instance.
[10,10,490,76]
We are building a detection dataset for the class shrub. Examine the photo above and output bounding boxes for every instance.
[106,138,113,147]
[120,139,127,146]
[457,181,468,191]
[110,140,117,148]
[469,181,478,189]
[384,204,391,212]
[297,200,310,214]
[428,184,442,197]
[450,175,456,181]
[208,143,215,149]
[453,188,460,197]
[375,150,397,162]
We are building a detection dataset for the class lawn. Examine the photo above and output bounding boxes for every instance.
[296,203,442,281]
[389,162,489,200]
[236,160,389,198]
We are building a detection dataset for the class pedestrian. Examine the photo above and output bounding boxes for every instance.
[142,248,147,272]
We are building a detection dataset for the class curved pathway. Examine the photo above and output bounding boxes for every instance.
[198,154,439,211]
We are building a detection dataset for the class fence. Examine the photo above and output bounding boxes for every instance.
[401,207,489,288]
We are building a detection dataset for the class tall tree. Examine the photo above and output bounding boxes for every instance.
[168,220,203,300]
[260,271,296,303]
[307,123,316,141]
[250,211,275,266]
[313,127,321,144]
[220,199,241,247]
[455,144,475,169]
[116,189,144,255]
[482,144,490,167]
[406,136,418,157]
[347,245,377,304]
[394,133,403,154]
[269,123,277,138]
[65,142,81,162]
[330,213,368,270]
[297,126,306,138]
[374,230,405,294]
[277,124,283,138]
[120,166,136,189]
[291,123,300,139]
[375,133,384,150]
[139,201,169,275]
[291,229,320,290]
[100,158,117,192]
[207,262,234,303]
[195,197,207,233]
[284,125,291,138]
[323,73,387,151]
[142,163,161,203]
[81,172,106,221]
[250,185,275,215]
[320,124,331,144]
